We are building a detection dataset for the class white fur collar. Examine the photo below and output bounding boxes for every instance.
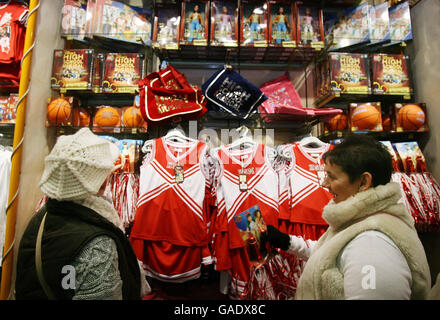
[322,182,414,231]
[73,194,123,231]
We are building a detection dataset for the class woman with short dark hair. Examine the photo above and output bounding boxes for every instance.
[265,134,431,299]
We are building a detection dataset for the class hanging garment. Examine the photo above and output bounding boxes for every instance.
[0,148,11,266]
[129,137,213,283]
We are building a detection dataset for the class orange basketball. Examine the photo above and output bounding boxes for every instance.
[382,114,391,131]
[398,104,425,130]
[122,106,144,127]
[47,98,71,125]
[95,106,120,127]
[73,108,90,127]
[351,104,381,130]
[328,114,348,131]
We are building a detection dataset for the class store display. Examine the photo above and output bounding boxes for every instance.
[327,52,371,95]
[296,4,324,49]
[180,0,209,46]
[0,144,11,266]
[102,53,146,94]
[46,97,73,126]
[372,53,412,96]
[268,1,295,46]
[210,0,238,47]
[0,93,17,124]
[92,52,104,93]
[349,102,383,132]
[93,0,152,45]
[326,113,348,132]
[152,4,180,49]
[369,2,391,44]
[240,0,268,46]
[51,49,94,91]
[139,64,207,126]
[72,107,91,127]
[122,106,144,128]
[395,103,428,132]
[61,0,87,40]
[93,105,121,127]
[202,66,267,119]
[389,1,412,42]
[331,2,370,49]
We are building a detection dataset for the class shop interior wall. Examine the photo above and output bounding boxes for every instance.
[408,0,440,285]
[9,0,65,296]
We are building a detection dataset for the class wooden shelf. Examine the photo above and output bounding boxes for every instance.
[314,92,414,108]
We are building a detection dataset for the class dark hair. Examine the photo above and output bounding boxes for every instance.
[322,134,393,187]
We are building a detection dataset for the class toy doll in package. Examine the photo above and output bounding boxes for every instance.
[268,2,295,46]
[210,1,238,46]
[389,1,412,42]
[369,2,390,44]
[153,4,180,49]
[241,1,267,46]
[61,0,87,40]
[296,4,324,49]
[180,1,209,45]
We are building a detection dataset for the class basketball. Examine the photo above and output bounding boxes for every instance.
[95,106,120,127]
[327,114,348,131]
[398,104,425,130]
[351,104,381,130]
[382,114,391,131]
[122,106,144,127]
[73,108,90,127]
[47,98,71,125]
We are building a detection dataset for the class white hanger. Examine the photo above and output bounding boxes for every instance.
[299,135,326,148]
[164,125,197,144]
[226,125,256,151]
[277,144,293,160]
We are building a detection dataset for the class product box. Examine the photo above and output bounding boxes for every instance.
[0,96,9,123]
[381,105,395,131]
[45,96,83,127]
[116,139,143,173]
[5,94,18,124]
[120,105,147,131]
[102,53,146,94]
[331,2,370,49]
[349,102,383,132]
[372,54,412,96]
[394,103,428,132]
[180,0,210,46]
[369,2,390,44]
[92,53,105,93]
[328,52,371,95]
[61,0,88,40]
[322,8,343,48]
[93,0,152,45]
[324,109,349,134]
[84,0,97,38]
[393,141,426,173]
[51,49,94,91]
[210,0,239,47]
[240,0,268,47]
[389,1,412,42]
[296,3,324,50]
[92,105,122,132]
[380,140,401,172]
[267,1,296,47]
[152,4,181,49]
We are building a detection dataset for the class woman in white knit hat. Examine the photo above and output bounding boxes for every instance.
[15,128,150,300]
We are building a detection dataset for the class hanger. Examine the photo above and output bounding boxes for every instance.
[163,125,198,144]
[299,135,327,148]
[226,125,256,151]
[277,144,293,160]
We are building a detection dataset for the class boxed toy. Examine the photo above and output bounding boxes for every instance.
[389,1,412,42]
[394,103,428,132]
[0,96,9,124]
[46,96,82,127]
[296,3,324,49]
[61,0,87,40]
[93,0,152,45]
[324,109,349,134]
[102,53,146,94]
[268,1,296,47]
[152,4,181,49]
[349,102,383,132]
[393,141,426,173]
[369,2,391,44]
[92,53,105,93]
[240,0,268,47]
[372,54,412,96]
[328,52,371,95]
[210,0,239,47]
[92,105,122,132]
[180,0,210,46]
[380,140,401,172]
[120,105,147,131]
[51,49,94,91]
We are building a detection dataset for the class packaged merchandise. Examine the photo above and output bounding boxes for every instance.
[372,54,412,96]
[93,0,152,45]
[369,2,390,44]
[5,93,18,124]
[210,0,239,47]
[92,53,105,93]
[60,0,87,40]
[51,49,94,91]
[389,1,412,42]
[267,1,296,47]
[240,0,268,47]
[180,0,210,46]
[295,4,324,49]
[0,96,9,123]
[152,4,181,49]
[328,52,371,95]
[102,53,146,94]
[349,102,383,132]
[324,110,349,133]
[394,103,428,132]
[45,96,83,127]
[393,141,425,173]
[92,105,122,131]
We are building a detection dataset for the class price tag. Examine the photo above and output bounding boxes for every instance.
[282,41,296,48]
[113,127,121,133]
[175,165,184,184]
[132,128,137,134]
[404,95,411,100]
[239,174,248,192]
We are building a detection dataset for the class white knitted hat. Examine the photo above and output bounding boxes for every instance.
[39,128,120,201]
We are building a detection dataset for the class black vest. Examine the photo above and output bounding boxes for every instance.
[15,199,141,300]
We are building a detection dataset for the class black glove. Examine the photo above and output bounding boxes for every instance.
[263,225,291,251]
